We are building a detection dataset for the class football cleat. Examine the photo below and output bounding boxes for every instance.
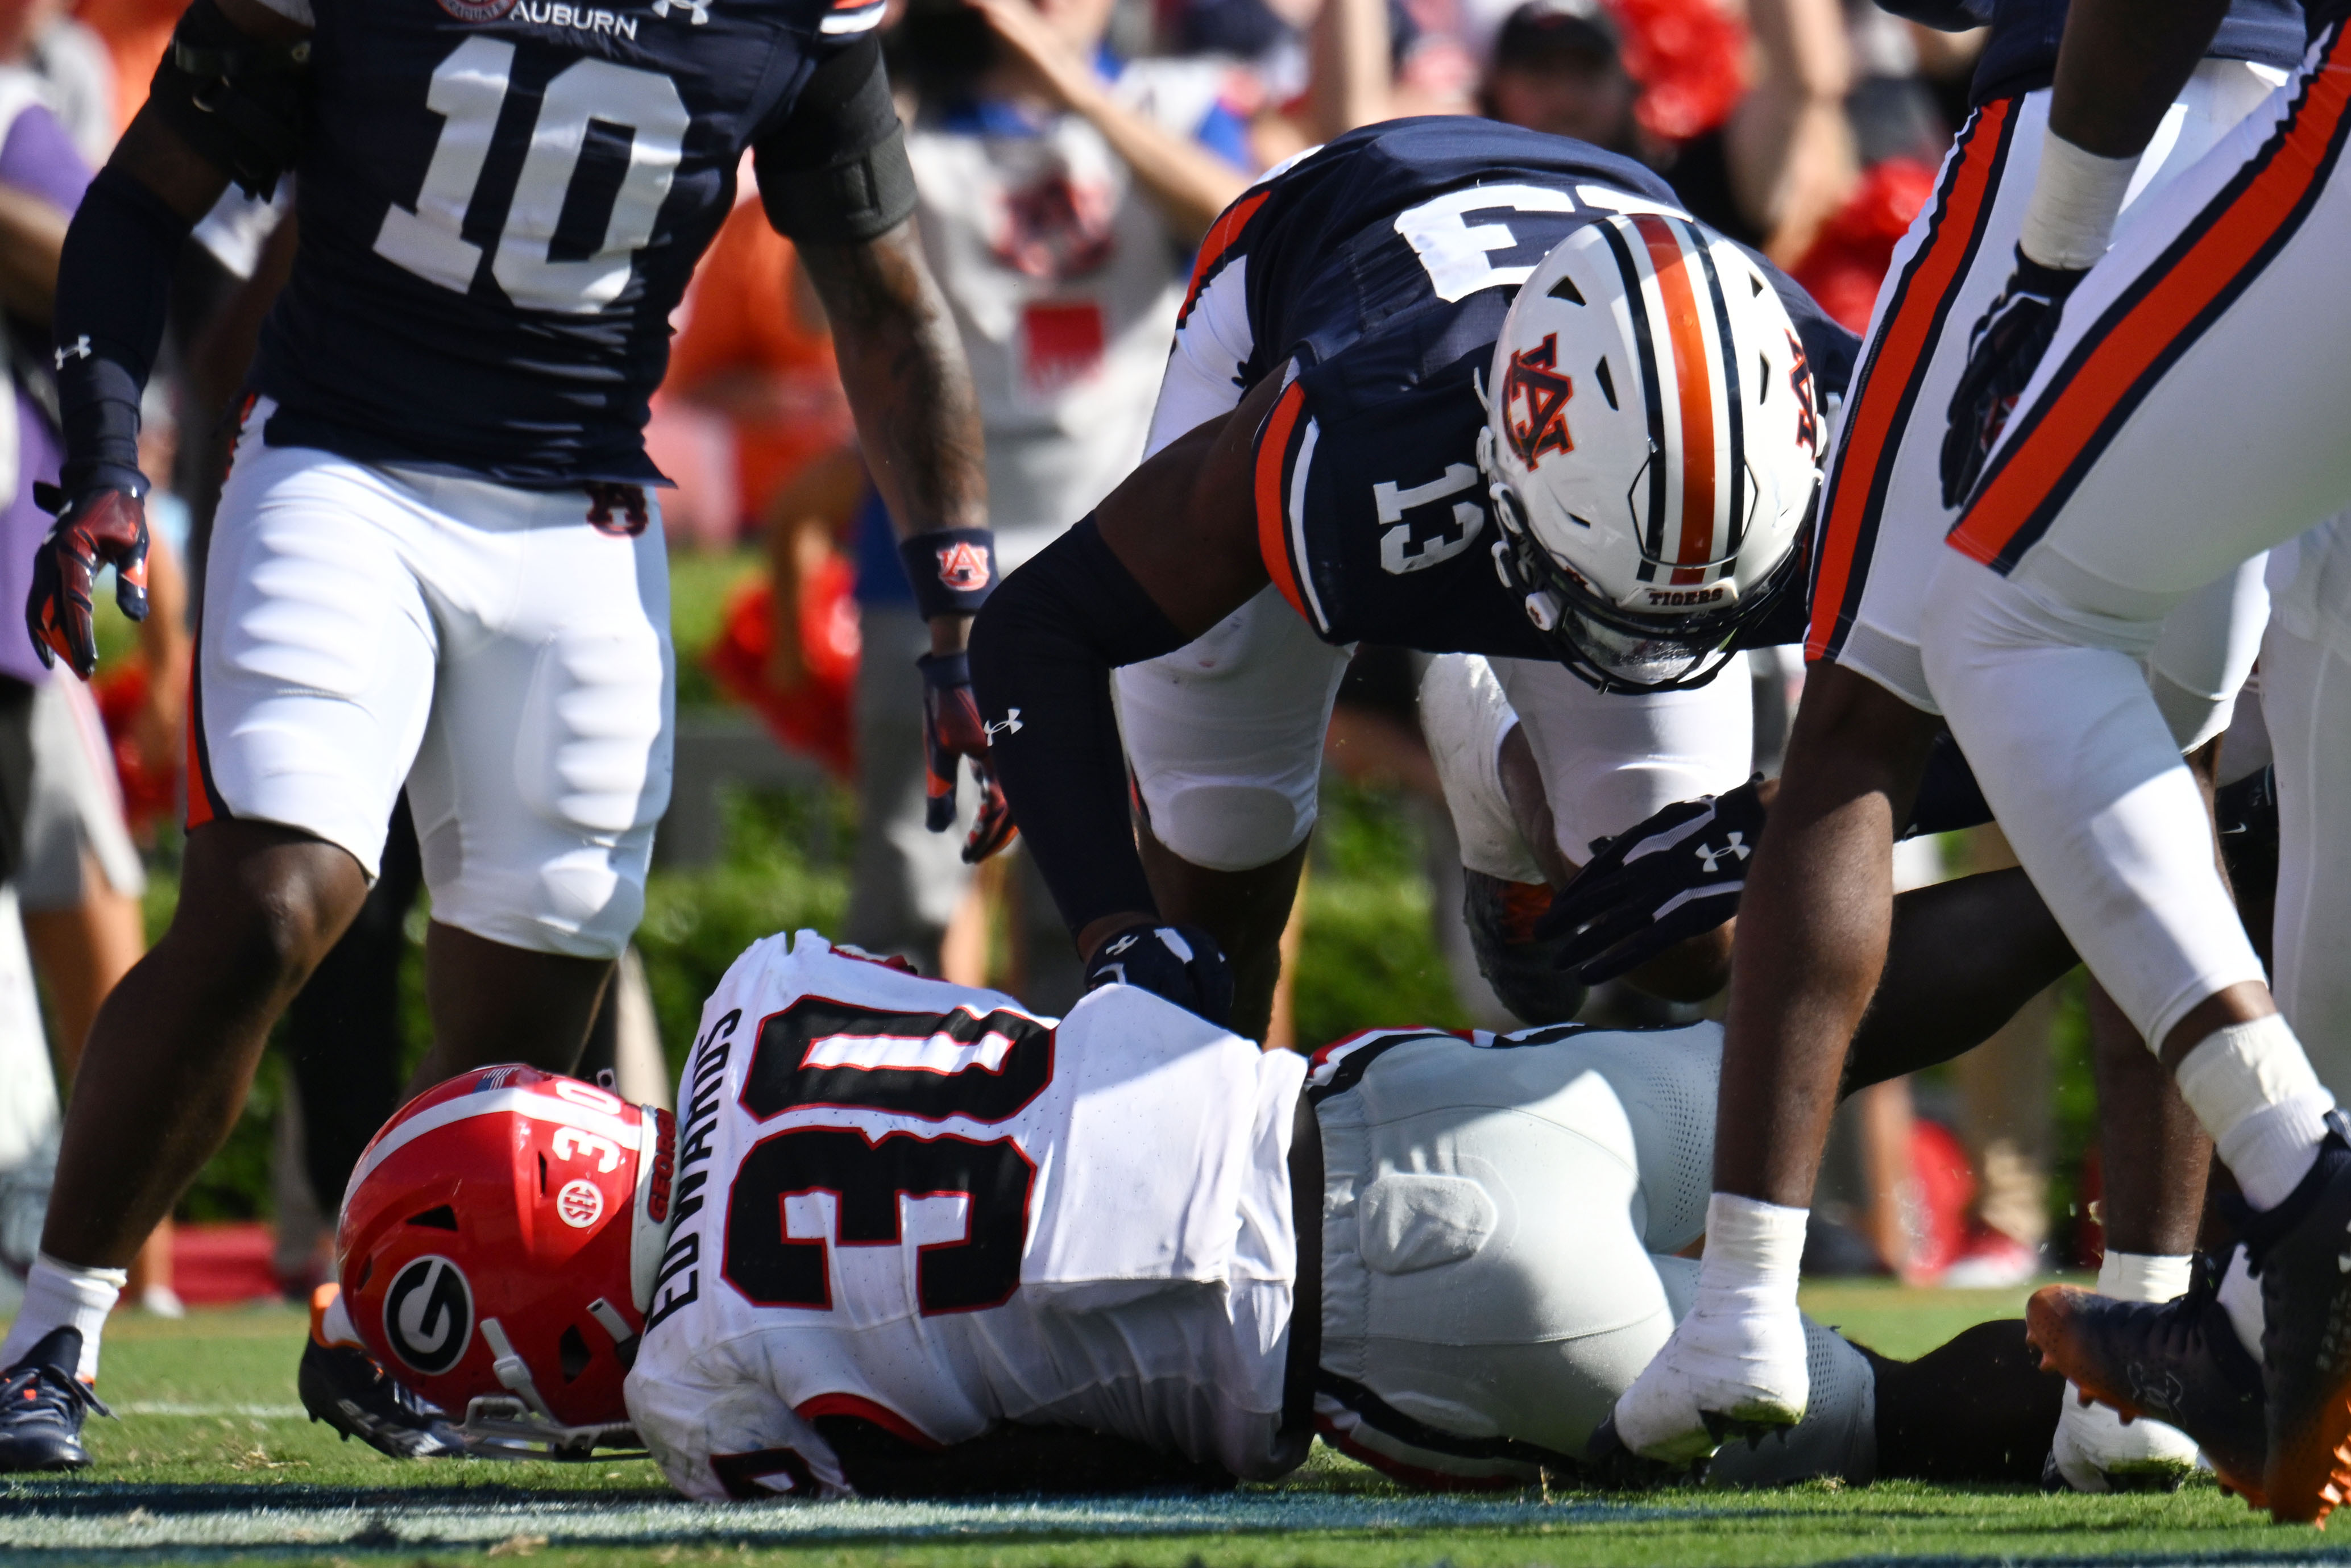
[2045,1386,2201,1494]
[1606,1302,1810,1463]
[299,1286,465,1460]
[0,1327,111,1472]
[2237,1117,2351,1524]
[2027,1254,2265,1503]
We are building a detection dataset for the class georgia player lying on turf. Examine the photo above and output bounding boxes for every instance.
[0,0,1000,1473]
[962,117,1861,1041]
[298,932,2079,1496]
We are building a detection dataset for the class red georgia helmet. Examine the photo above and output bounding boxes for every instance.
[336,1065,677,1443]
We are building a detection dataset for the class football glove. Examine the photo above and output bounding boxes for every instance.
[917,650,1017,864]
[1537,776,1765,984]
[1084,923,1234,1029]
[27,481,149,679]
[1462,871,1589,1027]
[1940,248,2087,508]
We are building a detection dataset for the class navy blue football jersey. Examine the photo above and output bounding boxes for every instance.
[1161,118,1856,661]
[250,0,885,484]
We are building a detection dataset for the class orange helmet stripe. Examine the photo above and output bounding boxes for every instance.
[1632,214,1719,587]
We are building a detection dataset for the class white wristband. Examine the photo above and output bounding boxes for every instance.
[2018,131,2140,270]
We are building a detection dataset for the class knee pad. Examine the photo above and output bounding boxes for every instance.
[1140,780,1310,873]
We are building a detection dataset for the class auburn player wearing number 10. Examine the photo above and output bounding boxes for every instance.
[0,0,1002,1473]
[308,932,2074,1494]
[963,118,1860,1043]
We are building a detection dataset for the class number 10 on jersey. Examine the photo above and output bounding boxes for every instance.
[375,36,689,313]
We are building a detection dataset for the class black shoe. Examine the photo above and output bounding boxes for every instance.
[297,1337,466,1459]
[2238,1113,2351,1523]
[2027,1250,2265,1503]
[0,1328,111,1472]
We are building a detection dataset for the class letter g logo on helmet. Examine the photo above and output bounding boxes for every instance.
[383,1256,475,1375]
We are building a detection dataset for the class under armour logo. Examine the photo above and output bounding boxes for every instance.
[1695,833,1749,874]
[652,0,708,22]
[1103,932,1139,957]
[53,335,90,368]
[984,709,1023,741]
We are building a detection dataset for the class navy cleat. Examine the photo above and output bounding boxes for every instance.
[0,1327,111,1472]
[2234,1114,2351,1524]
[298,1284,464,1459]
[2027,1250,2265,1504]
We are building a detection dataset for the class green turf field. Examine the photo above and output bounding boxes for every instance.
[7,1283,2346,1567]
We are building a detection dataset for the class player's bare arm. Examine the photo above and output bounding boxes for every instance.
[2048,0,2232,157]
[801,222,987,658]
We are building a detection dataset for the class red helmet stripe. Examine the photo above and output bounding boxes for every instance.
[1631,214,1719,587]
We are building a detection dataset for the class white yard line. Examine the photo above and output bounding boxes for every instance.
[114,1403,306,1418]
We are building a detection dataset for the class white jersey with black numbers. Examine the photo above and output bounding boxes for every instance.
[624,931,1307,1501]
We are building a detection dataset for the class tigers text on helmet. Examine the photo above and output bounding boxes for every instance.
[1479,211,1821,694]
[334,1065,677,1459]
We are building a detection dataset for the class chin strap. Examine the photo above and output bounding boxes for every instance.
[459,1317,645,1462]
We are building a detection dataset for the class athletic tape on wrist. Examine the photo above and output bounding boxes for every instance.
[898,528,998,621]
[2018,131,2139,270]
[1696,1191,1809,1299]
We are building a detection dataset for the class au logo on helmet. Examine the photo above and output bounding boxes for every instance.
[1500,334,1574,470]
[935,542,992,593]
[384,1256,474,1376]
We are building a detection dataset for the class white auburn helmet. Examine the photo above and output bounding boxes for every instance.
[1479,211,1823,692]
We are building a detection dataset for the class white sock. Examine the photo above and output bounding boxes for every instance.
[2096,1250,2191,1305]
[2175,1015,2335,1209]
[0,1252,127,1382]
[1693,1192,1809,1314]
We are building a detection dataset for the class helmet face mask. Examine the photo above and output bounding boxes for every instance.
[1479,211,1824,694]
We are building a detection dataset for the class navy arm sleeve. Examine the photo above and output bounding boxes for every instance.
[52,168,193,495]
[967,520,1189,938]
[752,34,918,244]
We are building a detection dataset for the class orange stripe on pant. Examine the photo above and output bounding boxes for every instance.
[1808,97,2015,658]
[1180,189,1269,325]
[1632,215,1718,587]
[1952,36,2351,570]
[1254,380,1312,621]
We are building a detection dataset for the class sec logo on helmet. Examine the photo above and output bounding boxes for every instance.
[384,1256,474,1375]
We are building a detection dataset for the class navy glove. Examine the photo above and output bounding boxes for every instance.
[1084,923,1234,1028]
[918,650,1017,864]
[1537,777,1766,984]
[1940,248,2087,508]
[27,481,148,679]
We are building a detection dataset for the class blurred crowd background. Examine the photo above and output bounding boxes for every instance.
[0,0,2105,1312]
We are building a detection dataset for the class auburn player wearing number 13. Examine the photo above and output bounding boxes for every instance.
[0,0,998,1473]
[964,119,1858,1040]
